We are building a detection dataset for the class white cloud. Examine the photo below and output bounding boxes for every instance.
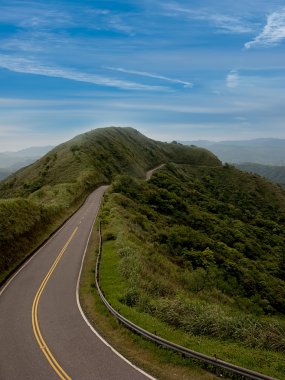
[0,2,73,30]
[245,8,285,48]
[209,14,253,34]
[0,1,134,36]
[226,70,239,88]
[105,66,193,88]
[0,55,167,91]
[163,4,253,34]
[106,101,238,114]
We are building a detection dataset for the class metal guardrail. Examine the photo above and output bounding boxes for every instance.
[95,223,276,380]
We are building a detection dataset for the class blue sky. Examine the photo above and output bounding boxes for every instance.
[0,0,285,150]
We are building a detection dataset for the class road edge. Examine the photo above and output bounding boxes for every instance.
[0,211,75,296]
[75,187,156,380]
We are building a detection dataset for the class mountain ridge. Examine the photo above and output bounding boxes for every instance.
[181,138,285,165]
[1,146,53,157]
[0,126,221,281]
[235,162,285,188]
[0,146,53,180]
[0,127,221,198]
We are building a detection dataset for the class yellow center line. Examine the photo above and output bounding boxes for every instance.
[32,226,78,380]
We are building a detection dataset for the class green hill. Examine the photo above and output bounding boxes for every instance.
[235,162,285,188]
[0,127,220,199]
[0,127,220,281]
[99,162,285,378]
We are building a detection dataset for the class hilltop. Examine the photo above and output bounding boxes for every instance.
[0,127,220,199]
[0,127,220,281]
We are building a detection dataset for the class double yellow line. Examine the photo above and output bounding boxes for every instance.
[32,227,78,380]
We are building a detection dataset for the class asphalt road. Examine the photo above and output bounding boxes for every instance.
[145,164,165,180]
[0,186,153,380]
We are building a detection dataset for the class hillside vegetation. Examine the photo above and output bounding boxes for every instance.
[100,163,285,378]
[235,162,285,188]
[0,127,219,281]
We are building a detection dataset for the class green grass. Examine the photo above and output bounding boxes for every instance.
[79,225,219,380]
[98,163,285,379]
[0,187,89,283]
[100,239,285,379]
[105,164,285,318]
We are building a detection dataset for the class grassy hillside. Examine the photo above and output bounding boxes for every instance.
[0,127,220,282]
[99,163,285,378]
[235,162,285,187]
[0,127,220,199]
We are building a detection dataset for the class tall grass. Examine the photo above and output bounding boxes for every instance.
[0,180,91,282]
[98,165,285,379]
[100,238,285,379]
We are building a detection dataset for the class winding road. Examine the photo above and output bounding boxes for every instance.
[0,186,153,380]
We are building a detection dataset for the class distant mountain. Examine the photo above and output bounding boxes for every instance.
[0,169,12,181]
[0,146,53,180]
[235,162,285,187]
[181,138,285,165]
[2,146,54,158]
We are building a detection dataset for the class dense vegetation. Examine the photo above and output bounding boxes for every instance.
[235,162,285,188]
[100,163,285,366]
[0,127,219,281]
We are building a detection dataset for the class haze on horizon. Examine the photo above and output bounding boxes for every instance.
[0,0,285,151]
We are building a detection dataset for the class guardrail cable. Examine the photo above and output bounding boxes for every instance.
[95,222,275,380]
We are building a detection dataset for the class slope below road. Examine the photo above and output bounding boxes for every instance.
[0,186,152,380]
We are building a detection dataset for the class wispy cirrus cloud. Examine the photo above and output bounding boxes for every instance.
[0,1,72,29]
[0,0,134,36]
[226,70,239,88]
[163,3,254,34]
[245,7,285,49]
[2,30,70,53]
[105,66,193,88]
[0,55,166,91]
[86,9,135,35]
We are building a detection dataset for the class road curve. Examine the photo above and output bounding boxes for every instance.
[0,186,152,380]
[145,164,165,180]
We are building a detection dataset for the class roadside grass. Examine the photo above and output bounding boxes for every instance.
[0,191,88,284]
[79,225,219,380]
[99,239,285,380]
[94,165,285,379]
